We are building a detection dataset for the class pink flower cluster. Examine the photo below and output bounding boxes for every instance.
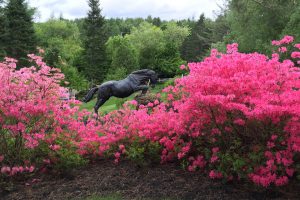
[272,35,294,46]
[87,35,300,187]
[1,165,35,176]
[1,35,300,188]
[272,35,300,65]
[0,54,86,177]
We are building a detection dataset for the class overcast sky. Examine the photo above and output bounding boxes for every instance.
[28,0,224,22]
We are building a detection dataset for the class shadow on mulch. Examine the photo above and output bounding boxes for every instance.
[0,159,299,200]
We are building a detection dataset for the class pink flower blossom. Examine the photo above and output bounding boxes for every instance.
[233,119,245,126]
[227,43,238,53]
[209,170,223,179]
[285,168,294,177]
[1,166,10,174]
[271,135,278,141]
[180,65,186,70]
[272,40,280,46]
[129,100,138,106]
[154,100,159,105]
[119,144,125,151]
[50,144,61,151]
[291,51,300,58]
[114,152,121,159]
[212,147,219,153]
[278,47,287,53]
[275,176,288,186]
[43,159,51,164]
[210,155,219,163]
[279,35,294,44]
[294,43,300,49]
[147,102,154,107]
[11,166,19,175]
[29,166,35,173]
[18,166,24,173]
[188,165,195,172]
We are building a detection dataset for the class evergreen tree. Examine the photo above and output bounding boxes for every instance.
[152,17,162,27]
[0,0,8,59]
[180,14,212,62]
[5,0,36,67]
[81,0,108,83]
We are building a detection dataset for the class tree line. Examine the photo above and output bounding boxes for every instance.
[0,0,299,91]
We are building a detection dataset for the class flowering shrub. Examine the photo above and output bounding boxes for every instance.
[1,36,299,188]
[88,35,300,187]
[0,55,86,179]
[171,39,300,187]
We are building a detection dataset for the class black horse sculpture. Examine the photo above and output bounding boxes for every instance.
[82,69,158,114]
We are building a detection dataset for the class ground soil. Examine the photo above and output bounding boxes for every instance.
[0,159,299,200]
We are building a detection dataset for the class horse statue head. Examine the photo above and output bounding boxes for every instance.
[131,69,158,87]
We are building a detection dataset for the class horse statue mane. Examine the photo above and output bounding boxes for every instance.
[83,69,158,115]
[131,69,152,74]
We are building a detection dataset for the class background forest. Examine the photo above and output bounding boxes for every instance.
[0,0,300,91]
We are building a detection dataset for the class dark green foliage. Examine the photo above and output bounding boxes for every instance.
[0,0,8,59]
[106,36,139,80]
[181,14,212,62]
[177,18,196,29]
[35,19,83,65]
[108,36,139,71]
[59,62,88,91]
[156,42,185,77]
[210,14,230,43]
[34,19,88,90]
[81,0,108,83]
[152,17,162,27]
[110,44,138,75]
[139,46,160,70]
[5,0,37,67]
[126,138,162,166]
[282,4,300,43]
[227,0,298,53]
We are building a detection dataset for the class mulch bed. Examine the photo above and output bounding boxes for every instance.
[1,159,299,200]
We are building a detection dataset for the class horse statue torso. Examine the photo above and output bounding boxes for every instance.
[83,69,158,114]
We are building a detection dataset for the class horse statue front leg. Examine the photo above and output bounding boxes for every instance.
[134,85,149,95]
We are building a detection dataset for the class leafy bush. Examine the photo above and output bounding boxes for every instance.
[88,35,300,187]
[0,55,86,180]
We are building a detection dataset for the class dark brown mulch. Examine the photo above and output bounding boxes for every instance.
[0,159,299,200]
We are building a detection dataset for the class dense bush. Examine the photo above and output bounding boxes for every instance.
[1,36,299,188]
[85,36,300,187]
[0,55,87,179]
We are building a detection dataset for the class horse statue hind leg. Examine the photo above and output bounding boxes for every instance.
[93,85,112,117]
[82,85,111,118]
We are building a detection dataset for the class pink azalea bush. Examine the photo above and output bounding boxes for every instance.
[1,36,299,188]
[85,35,300,187]
[0,55,87,178]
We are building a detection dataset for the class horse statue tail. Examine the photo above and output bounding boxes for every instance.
[82,87,98,103]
